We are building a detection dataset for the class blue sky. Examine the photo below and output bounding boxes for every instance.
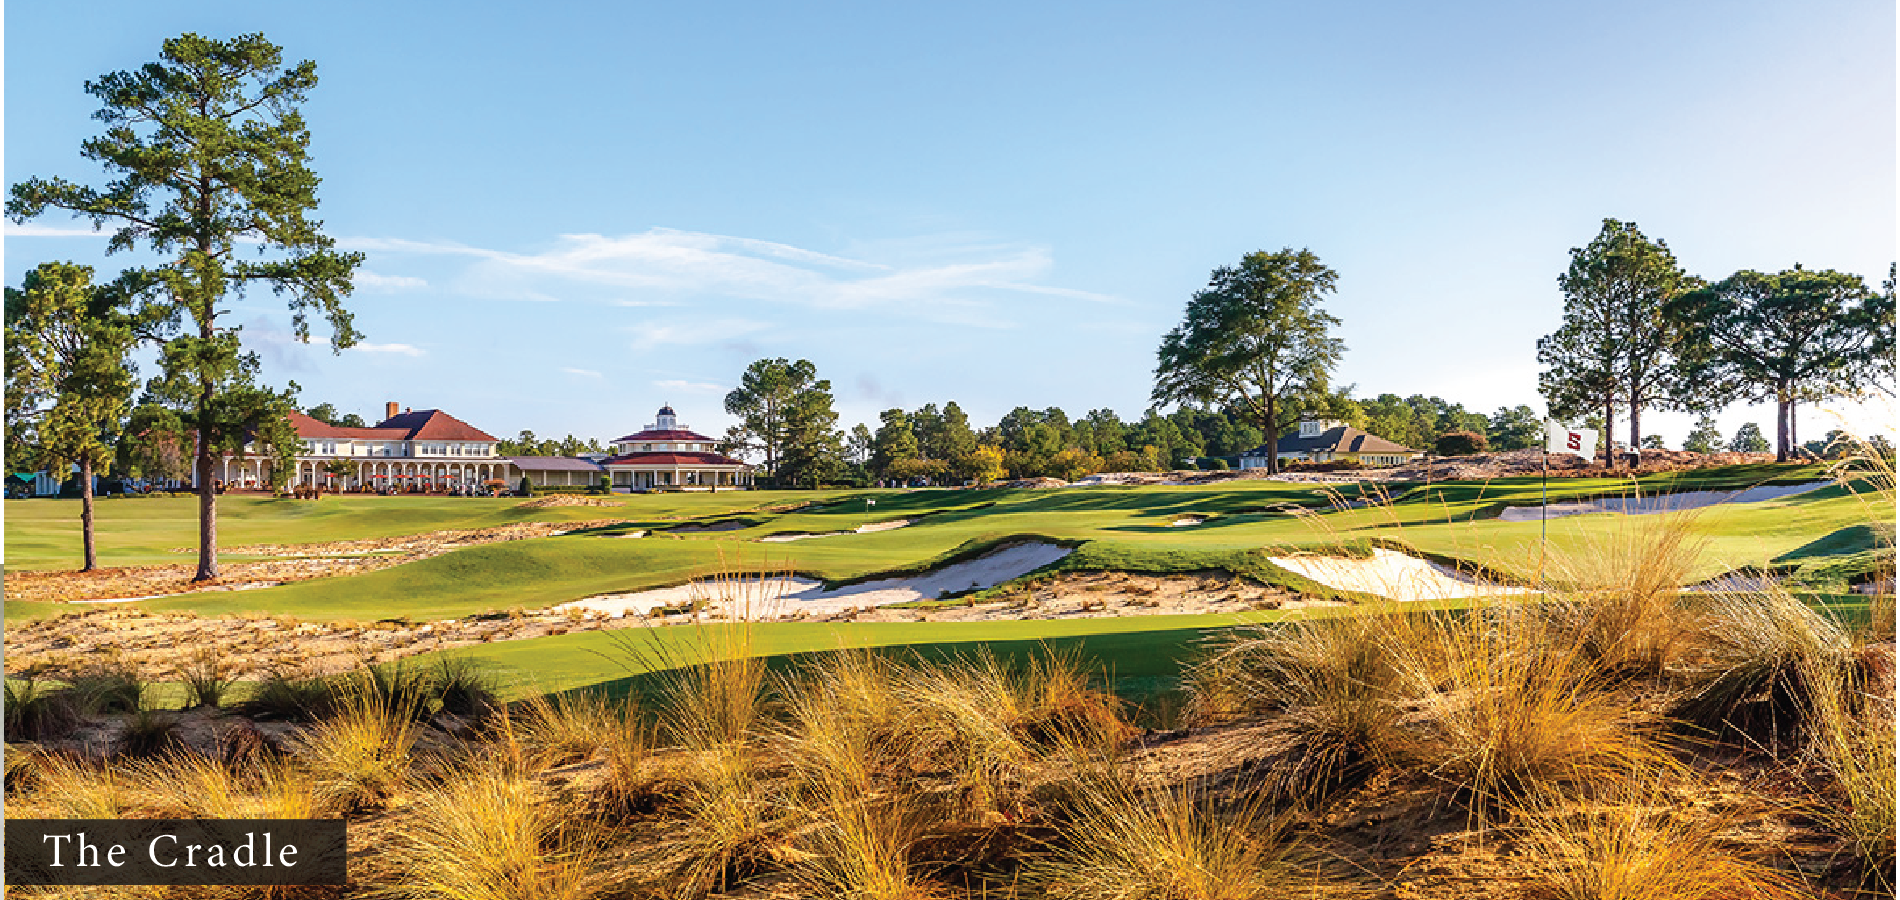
[6,1,1894,447]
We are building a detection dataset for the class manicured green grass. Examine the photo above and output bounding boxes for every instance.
[10,464,1881,626]
[1,489,866,571]
[417,613,1281,700]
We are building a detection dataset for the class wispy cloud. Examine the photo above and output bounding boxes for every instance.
[344,228,1124,320]
[627,318,772,351]
[561,367,603,379]
[5,223,108,238]
[349,342,426,357]
[654,379,724,393]
[355,269,428,291]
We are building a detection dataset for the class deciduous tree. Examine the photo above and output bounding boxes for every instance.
[8,33,363,581]
[1153,248,1345,475]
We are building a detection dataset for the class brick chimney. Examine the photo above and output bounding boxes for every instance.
[385,401,399,421]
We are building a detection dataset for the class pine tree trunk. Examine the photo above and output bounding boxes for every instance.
[1264,394,1278,476]
[1788,400,1798,456]
[1629,402,1642,460]
[1603,400,1616,469]
[80,456,98,572]
[1774,393,1791,462]
[194,429,220,582]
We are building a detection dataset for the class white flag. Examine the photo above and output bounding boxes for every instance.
[1545,421,1598,459]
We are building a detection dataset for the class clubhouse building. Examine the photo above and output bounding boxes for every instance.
[601,406,753,490]
[1238,419,1423,469]
[215,402,751,492]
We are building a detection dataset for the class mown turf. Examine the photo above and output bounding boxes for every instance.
[0,489,866,571]
[415,613,1280,700]
[8,464,1881,626]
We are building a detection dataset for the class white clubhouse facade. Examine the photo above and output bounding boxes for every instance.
[600,406,753,490]
[216,402,752,493]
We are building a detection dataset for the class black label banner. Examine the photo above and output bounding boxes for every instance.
[4,819,347,885]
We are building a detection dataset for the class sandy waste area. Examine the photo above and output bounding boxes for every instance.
[5,564,1342,682]
[1494,480,1829,522]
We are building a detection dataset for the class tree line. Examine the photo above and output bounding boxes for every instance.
[1538,219,1893,465]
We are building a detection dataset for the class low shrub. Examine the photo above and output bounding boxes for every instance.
[175,646,236,709]
[115,709,185,758]
[4,677,83,741]
[67,657,145,715]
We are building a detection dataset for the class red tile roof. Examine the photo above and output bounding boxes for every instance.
[379,409,499,443]
[287,409,500,444]
[602,451,747,467]
[285,410,410,440]
[611,428,717,443]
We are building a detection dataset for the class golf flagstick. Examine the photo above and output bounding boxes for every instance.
[1540,444,1549,593]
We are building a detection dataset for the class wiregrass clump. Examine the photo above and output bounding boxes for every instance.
[289,688,418,814]
[900,647,1130,819]
[779,650,946,900]
[1186,608,1413,801]
[1669,588,1876,752]
[1396,605,1664,813]
[1510,771,1807,900]
[387,758,610,900]
[4,676,83,740]
[175,645,237,709]
[1539,511,1709,680]
[1025,777,1332,900]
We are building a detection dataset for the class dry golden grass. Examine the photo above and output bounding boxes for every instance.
[1024,776,1336,900]
[1187,608,1413,801]
[1540,511,1709,680]
[501,691,627,770]
[16,752,131,819]
[1395,604,1666,814]
[900,646,1129,819]
[777,649,948,900]
[1799,630,1896,891]
[130,753,322,821]
[383,757,610,900]
[1510,769,1808,900]
[1670,587,1867,752]
[289,687,417,814]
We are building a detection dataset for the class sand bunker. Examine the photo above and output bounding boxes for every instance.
[759,519,916,542]
[1268,549,1530,601]
[560,541,1073,620]
[1496,481,1830,522]
[1171,516,1208,527]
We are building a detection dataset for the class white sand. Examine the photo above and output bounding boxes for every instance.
[559,541,1073,620]
[759,519,915,543]
[1268,549,1530,601]
[1495,481,1830,522]
[1170,516,1207,527]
